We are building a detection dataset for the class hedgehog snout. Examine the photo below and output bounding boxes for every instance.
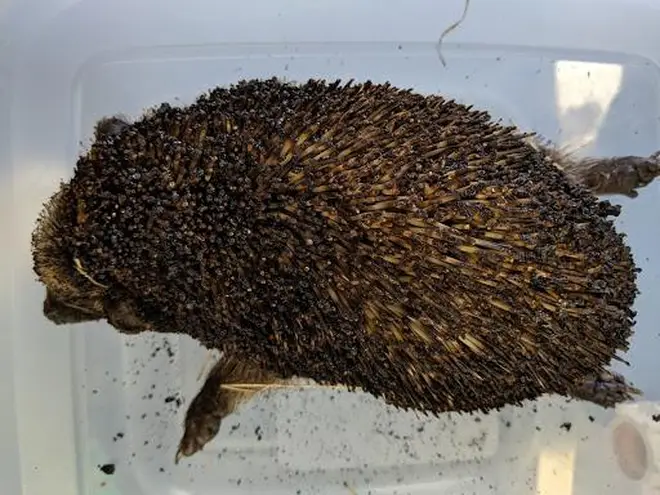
[42,289,104,325]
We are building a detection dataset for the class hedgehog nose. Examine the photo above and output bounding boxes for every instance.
[43,291,57,318]
[43,296,65,324]
[42,290,99,325]
[43,292,70,324]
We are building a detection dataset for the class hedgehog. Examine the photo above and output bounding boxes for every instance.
[30,77,660,463]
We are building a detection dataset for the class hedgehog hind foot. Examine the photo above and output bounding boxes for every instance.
[175,352,282,463]
[569,370,642,409]
[176,399,224,464]
[561,152,660,198]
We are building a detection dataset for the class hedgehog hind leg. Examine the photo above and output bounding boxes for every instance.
[556,151,660,198]
[569,370,641,408]
[175,351,283,463]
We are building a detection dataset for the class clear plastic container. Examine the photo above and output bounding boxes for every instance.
[2,0,660,494]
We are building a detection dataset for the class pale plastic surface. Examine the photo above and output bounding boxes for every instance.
[2,0,660,494]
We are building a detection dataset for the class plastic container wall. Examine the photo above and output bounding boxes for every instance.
[1,0,660,494]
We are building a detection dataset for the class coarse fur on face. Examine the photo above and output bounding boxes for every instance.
[31,115,153,334]
[32,184,155,334]
[32,185,106,323]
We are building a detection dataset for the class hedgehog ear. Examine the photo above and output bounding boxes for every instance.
[94,115,131,141]
[103,296,151,334]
